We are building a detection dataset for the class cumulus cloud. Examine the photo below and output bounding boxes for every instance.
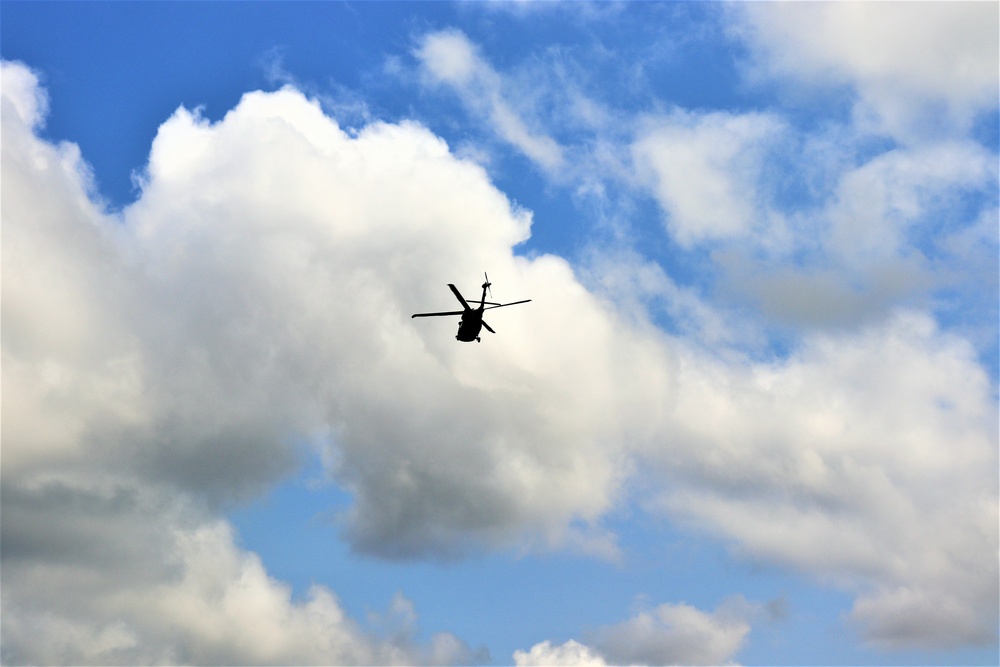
[514,639,607,667]
[1,61,488,665]
[514,598,754,666]
[594,598,753,666]
[729,2,1000,141]
[3,52,997,664]
[2,53,641,562]
[1,59,657,660]
[2,493,477,665]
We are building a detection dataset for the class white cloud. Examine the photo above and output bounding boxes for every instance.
[737,137,995,331]
[0,62,487,665]
[514,639,607,667]
[3,56,996,662]
[630,103,997,333]
[514,598,754,666]
[416,29,479,87]
[0,61,643,659]
[1,486,477,665]
[594,598,753,666]
[826,140,997,263]
[730,2,1000,141]
[12,71,628,558]
[415,30,566,172]
[652,310,998,649]
[0,59,49,130]
[581,248,761,351]
[631,109,789,248]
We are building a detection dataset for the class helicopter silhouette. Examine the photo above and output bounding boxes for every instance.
[412,273,531,342]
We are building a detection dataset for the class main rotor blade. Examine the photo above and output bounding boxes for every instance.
[448,284,472,310]
[483,299,532,310]
[482,320,496,334]
[412,310,464,318]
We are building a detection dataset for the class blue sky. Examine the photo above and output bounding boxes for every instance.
[2,2,997,665]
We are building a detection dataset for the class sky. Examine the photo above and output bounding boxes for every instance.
[1,2,998,665]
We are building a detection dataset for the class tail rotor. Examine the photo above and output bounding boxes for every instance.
[483,272,492,300]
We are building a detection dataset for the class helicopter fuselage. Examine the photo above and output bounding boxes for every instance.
[456,309,484,342]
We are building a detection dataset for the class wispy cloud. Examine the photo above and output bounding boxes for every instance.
[631,109,790,248]
[414,29,566,173]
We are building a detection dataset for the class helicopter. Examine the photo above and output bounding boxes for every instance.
[411,273,531,342]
